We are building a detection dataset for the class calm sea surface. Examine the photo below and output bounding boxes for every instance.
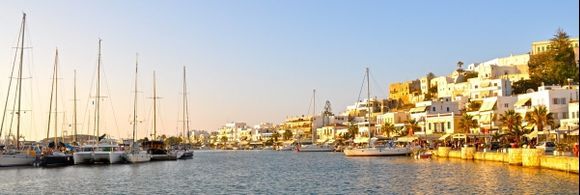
[0,151,578,194]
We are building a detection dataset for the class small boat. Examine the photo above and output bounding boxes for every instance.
[177,66,194,160]
[296,144,334,152]
[277,145,294,151]
[344,146,412,156]
[37,142,74,167]
[0,14,36,167]
[73,139,125,164]
[143,140,178,161]
[122,55,151,164]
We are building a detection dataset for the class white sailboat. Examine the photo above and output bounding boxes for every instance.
[0,13,36,167]
[73,39,124,164]
[297,89,333,152]
[344,68,413,157]
[123,54,151,163]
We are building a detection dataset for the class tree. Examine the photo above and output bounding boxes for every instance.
[165,136,183,146]
[381,122,396,138]
[346,124,359,139]
[406,119,421,136]
[272,132,280,143]
[464,71,478,80]
[528,29,579,85]
[511,79,541,95]
[526,105,555,141]
[283,130,293,140]
[467,101,482,112]
[220,136,228,144]
[458,113,478,133]
[499,110,524,143]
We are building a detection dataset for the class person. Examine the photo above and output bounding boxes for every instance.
[573,143,579,157]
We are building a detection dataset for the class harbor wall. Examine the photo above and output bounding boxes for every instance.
[433,147,578,174]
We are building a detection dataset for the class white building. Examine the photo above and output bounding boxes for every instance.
[514,85,580,126]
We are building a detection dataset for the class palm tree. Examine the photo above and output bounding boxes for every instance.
[347,124,359,139]
[406,119,420,136]
[499,109,523,143]
[458,113,477,134]
[381,122,396,138]
[526,105,555,141]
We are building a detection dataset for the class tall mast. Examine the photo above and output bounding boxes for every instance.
[46,49,57,142]
[95,39,102,139]
[182,66,189,143]
[366,67,371,143]
[73,69,77,143]
[132,54,139,142]
[312,89,315,143]
[15,13,26,149]
[54,49,59,145]
[153,71,157,140]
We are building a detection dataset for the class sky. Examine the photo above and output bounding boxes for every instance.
[0,1,578,141]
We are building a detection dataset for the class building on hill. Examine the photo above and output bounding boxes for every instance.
[514,85,580,127]
[389,80,421,105]
[531,37,579,64]
[468,54,531,83]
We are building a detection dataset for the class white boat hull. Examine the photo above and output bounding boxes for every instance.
[0,154,35,167]
[344,147,412,156]
[123,152,151,163]
[73,152,93,164]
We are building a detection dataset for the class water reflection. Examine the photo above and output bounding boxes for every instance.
[0,151,577,194]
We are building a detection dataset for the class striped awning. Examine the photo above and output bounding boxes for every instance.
[479,99,497,111]
[514,97,531,107]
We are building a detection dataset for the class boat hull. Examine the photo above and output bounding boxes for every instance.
[73,152,93,164]
[179,151,193,159]
[344,147,411,156]
[298,148,334,152]
[0,154,35,167]
[38,155,74,167]
[123,152,151,163]
[150,154,178,161]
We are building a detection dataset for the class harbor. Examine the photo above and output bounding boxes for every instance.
[1,151,578,194]
[1,1,580,194]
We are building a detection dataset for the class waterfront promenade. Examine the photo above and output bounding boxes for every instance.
[433,147,579,173]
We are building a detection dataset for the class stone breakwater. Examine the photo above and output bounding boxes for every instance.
[434,147,579,173]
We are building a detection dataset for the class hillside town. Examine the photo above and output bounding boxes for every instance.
[185,34,580,155]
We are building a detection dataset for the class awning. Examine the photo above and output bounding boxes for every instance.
[439,133,452,140]
[452,133,467,139]
[524,129,538,138]
[410,106,428,113]
[514,97,531,107]
[479,99,497,111]
[397,136,418,142]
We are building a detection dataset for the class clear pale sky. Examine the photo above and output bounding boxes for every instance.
[1,1,578,141]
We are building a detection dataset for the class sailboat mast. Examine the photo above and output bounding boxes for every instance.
[46,50,57,141]
[153,71,157,140]
[95,39,102,138]
[54,49,59,145]
[182,66,187,143]
[73,69,77,143]
[132,54,138,142]
[312,89,315,143]
[366,67,371,140]
[15,13,26,149]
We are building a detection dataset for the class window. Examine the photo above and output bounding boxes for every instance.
[432,107,436,112]
[504,103,509,108]
[553,98,559,104]
[446,107,450,112]
[563,112,568,119]
[429,123,432,130]
[447,122,451,129]
[494,83,498,86]
[560,98,566,104]
[475,85,479,89]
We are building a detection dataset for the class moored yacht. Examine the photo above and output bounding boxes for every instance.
[73,139,124,164]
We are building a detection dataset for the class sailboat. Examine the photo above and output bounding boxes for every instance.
[296,89,333,152]
[343,68,413,157]
[73,39,124,164]
[0,13,37,167]
[38,49,74,167]
[178,66,193,159]
[142,71,181,161]
[123,54,151,163]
